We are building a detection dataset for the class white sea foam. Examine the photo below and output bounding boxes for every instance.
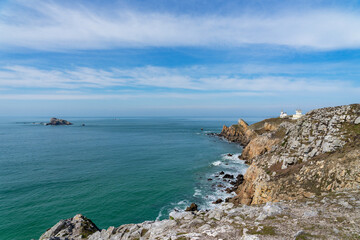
[177,200,188,205]
[222,153,242,161]
[212,161,222,166]
[156,199,190,221]
[161,151,249,218]
[232,159,246,164]
[156,206,166,221]
[193,188,202,197]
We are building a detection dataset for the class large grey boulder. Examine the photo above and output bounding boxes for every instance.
[39,214,99,240]
[355,117,360,124]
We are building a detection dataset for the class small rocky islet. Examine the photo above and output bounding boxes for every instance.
[38,104,360,240]
[46,118,73,126]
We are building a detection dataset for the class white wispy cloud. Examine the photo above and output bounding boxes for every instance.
[1,1,360,50]
[0,92,270,100]
[0,65,359,100]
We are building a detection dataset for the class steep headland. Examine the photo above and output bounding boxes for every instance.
[225,104,360,205]
[38,104,360,240]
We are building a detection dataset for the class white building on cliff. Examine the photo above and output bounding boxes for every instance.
[280,110,288,118]
[279,109,304,119]
[292,109,303,120]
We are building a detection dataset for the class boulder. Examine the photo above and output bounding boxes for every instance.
[39,214,99,240]
[354,117,360,124]
[230,174,244,187]
[212,198,223,204]
[185,203,198,212]
[223,174,234,179]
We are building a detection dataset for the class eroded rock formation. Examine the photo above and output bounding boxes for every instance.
[219,119,256,145]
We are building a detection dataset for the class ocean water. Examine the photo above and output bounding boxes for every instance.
[0,117,262,240]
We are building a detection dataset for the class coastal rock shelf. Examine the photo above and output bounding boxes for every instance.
[38,104,360,240]
[39,190,360,239]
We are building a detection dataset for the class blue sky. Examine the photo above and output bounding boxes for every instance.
[0,0,359,117]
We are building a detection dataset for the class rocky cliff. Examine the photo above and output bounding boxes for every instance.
[219,119,257,145]
[229,104,360,205]
[38,104,360,240]
[219,117,290,163]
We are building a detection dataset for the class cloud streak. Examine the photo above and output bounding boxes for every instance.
[0,65,359,100]
[1,1,360,50]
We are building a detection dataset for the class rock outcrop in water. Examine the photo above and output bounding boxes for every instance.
[38,104,360,240]
[46,118,73,126]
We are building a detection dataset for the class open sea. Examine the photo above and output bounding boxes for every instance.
[0,116,264,240]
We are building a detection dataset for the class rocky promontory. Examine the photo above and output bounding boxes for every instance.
[46,118,73,126]
[38,104,360,240]
[228,104,360,205]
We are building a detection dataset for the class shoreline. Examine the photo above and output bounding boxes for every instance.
[38,104,360,239]
[155,151,248,222]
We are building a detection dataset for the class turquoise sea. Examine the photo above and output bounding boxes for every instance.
[0,117,263,240]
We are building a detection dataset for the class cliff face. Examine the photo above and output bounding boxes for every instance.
[220,118,290,163]
[231,104,360,205]
[219,119,256,145]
